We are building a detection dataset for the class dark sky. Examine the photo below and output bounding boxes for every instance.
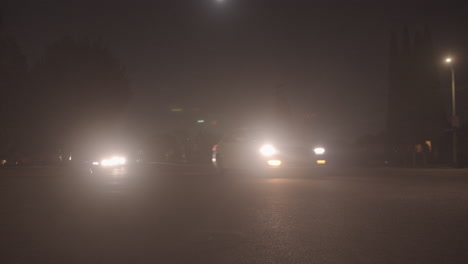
[3,0,468,141]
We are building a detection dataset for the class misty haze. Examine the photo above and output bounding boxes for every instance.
[1,1,468,264]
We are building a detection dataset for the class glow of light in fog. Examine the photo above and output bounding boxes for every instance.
[101,156,127,167]
[260,144,278,156]
[314,147,325,155]
[267,160,282,167]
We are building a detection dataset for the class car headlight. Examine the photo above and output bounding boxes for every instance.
[314,147,325,155]
[260,144,278,156]
[101,156,127,167]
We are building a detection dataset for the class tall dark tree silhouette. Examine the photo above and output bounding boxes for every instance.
[30,37,131,153]
[386,26,448,165]
[0,21,28,156]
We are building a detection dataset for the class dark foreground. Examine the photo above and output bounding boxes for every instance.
[1,165,468,264]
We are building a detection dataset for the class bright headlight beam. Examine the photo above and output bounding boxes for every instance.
[314,147,325,155]
[101,156,126,167]
[260,144,277,156]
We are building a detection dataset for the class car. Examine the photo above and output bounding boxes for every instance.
[67,138,142,174]
[212,128,327,175]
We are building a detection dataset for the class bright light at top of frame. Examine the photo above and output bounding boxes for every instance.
[446,58,452,63]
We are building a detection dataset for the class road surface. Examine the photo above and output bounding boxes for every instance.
[1,165,468,264]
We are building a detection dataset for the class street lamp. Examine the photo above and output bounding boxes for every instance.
[445,57,458,165]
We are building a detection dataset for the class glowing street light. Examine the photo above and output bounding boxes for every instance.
[445,57,458,166]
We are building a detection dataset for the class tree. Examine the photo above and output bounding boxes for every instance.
[0,27,28,156]
[386,26,448,164]
[29,37,131,152]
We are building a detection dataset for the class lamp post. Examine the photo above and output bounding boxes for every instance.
[445,58,457,165]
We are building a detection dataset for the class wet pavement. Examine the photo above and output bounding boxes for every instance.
[1,165,468,264]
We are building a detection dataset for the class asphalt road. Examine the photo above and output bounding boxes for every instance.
[1,165,468,264]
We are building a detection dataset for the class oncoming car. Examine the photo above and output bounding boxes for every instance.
[68,139,141,174]
[69,150,132,172]
[89,154,128,168]
[212,128,327,175]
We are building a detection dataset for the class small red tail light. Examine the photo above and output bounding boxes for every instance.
[212,145,218,151]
